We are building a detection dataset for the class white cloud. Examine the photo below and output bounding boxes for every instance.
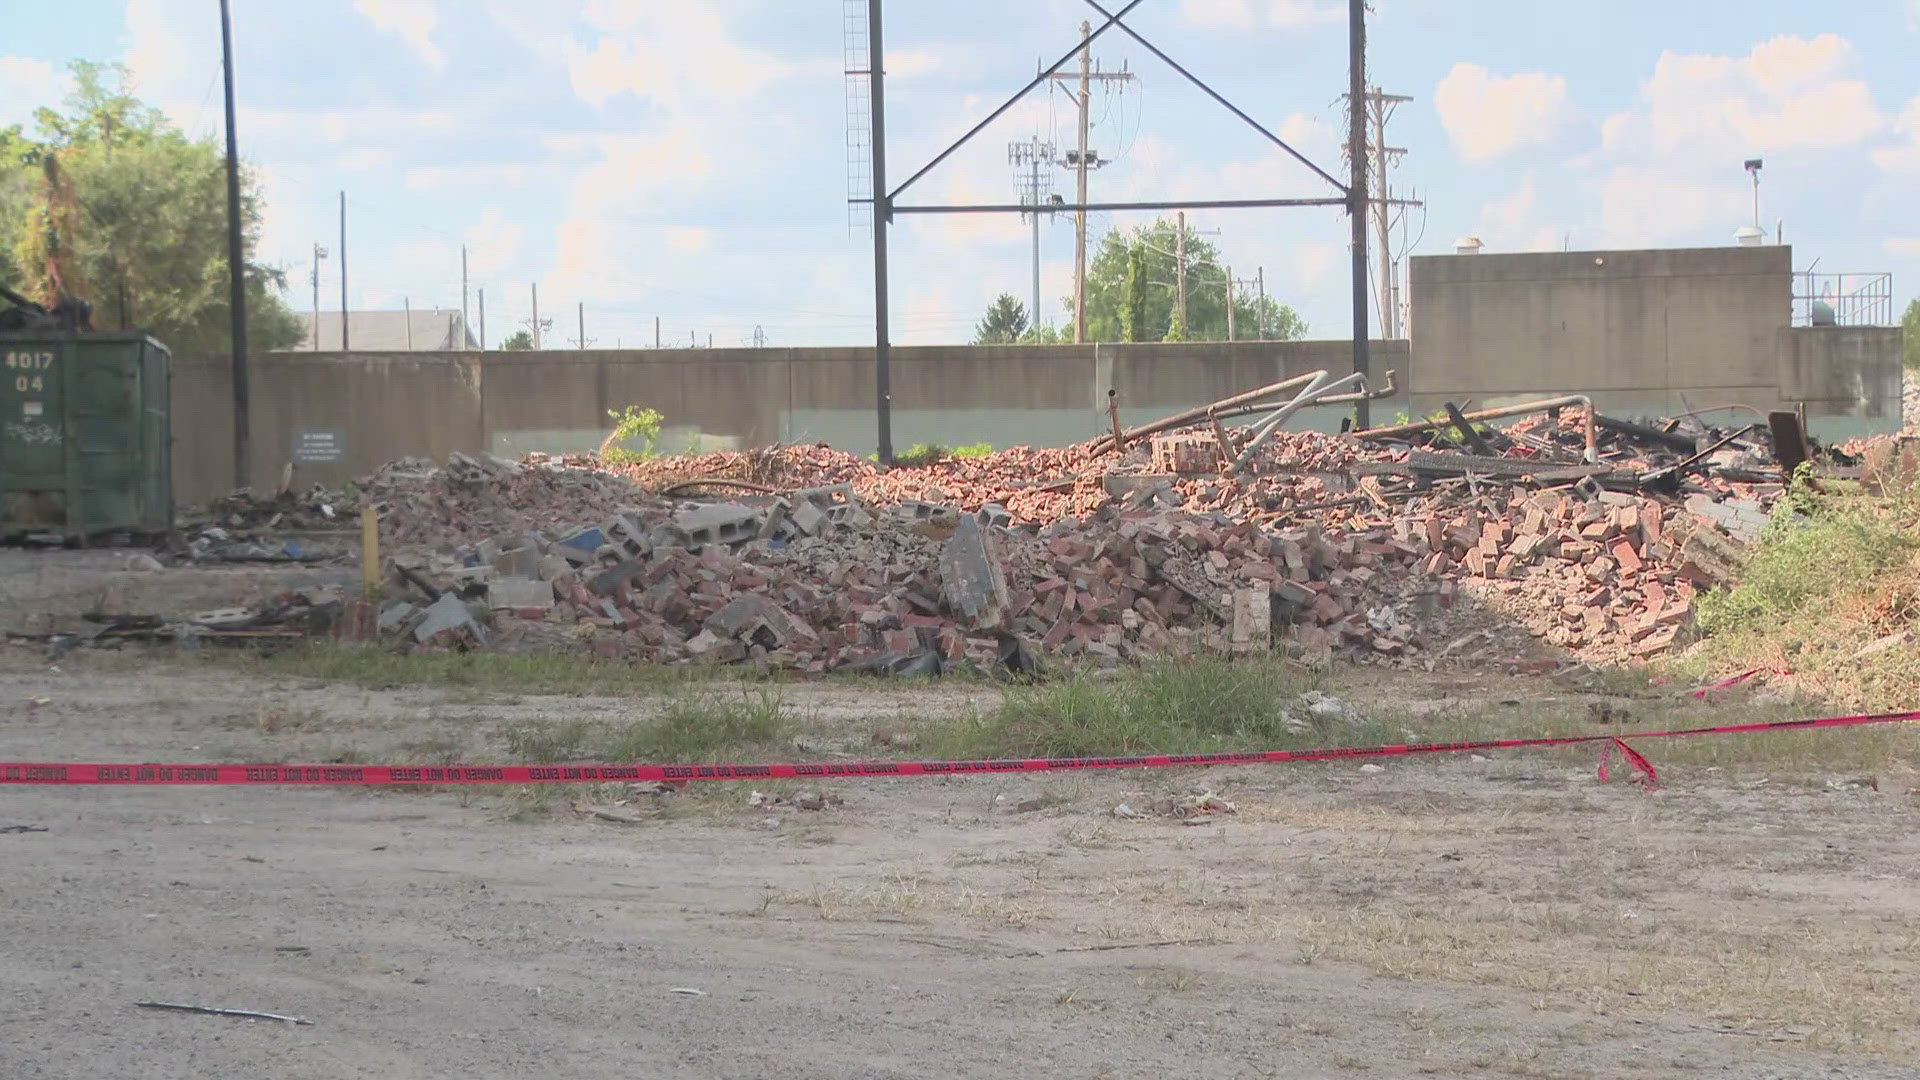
[1874,96,1920,175]
[1888,238,1920,257]
[337,149,392,172]
[886,50,941,79]
[124,0,217,131]
[1603,34,1880,156]
[566,4,800,108]
[0,57,64,131]
[1475,174,1560,251]
[1595,167,1746,248]
[353,0,447,70]
[1434,63,1571,164]
[666,227,711,254]
[403,163,535,191]
[1180,0,1341,29]
[1267,0,1344,27]
[465,208,524,277]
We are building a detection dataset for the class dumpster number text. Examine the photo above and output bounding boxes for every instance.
[6,351,54,394]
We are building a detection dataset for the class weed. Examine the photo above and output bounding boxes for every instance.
[1696,472,1920,707]
[928,655,1318,758]
[599,405,663,464]
[505,689,795,764]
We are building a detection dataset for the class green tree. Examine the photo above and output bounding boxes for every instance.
[0,61,302,353]
[1019,323,1065,344]
[1903,297,1920,370]
[1071,218,1307,343]
[498,329,535,350]
[973,292,1029,344]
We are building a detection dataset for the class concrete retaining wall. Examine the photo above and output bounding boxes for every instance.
[172,340,1408,504]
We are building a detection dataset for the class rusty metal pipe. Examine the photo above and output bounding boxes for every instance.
[1356,394,1599,463]
[1205,369,1397,423]
[1089,370,1325,455]
[1231,371,1366,472]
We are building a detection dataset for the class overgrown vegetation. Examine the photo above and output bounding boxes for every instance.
[505,688,793,763]
[599,405,664,463]
[928,656,1323,759]
[888,441,995,467]
[0,62,303,352]
[1696,471,1920,707]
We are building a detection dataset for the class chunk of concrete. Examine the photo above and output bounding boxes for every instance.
[413,592,488,644]
[705,594,812,649]
[490,577,555,611]
[939,515,1009,628]
[663,503,761,550]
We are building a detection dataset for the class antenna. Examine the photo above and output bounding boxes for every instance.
[843,0,873,233]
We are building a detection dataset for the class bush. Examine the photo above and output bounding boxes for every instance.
[599,405,663,463]
[1696,473,1920,706]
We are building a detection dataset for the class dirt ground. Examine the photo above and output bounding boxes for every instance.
[3,650,1920,1079]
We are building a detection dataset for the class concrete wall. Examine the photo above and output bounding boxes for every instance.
[171,340,1407,504]
[1407,244,1900,439]
[161,244,1900,505]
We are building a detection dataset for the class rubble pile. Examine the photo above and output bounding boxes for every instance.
[59,389,1812,673]
[356,404,1788,671]
[360,452,661,551]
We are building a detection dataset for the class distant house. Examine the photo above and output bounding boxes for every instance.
[286,309,479,351]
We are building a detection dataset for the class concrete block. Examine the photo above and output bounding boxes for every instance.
[413,592,487,644]
[939,516,1009,628]
[490,577,555,611]
[664,503,761,550]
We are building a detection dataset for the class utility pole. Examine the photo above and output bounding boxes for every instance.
[477,287,485,349]
[1008,137,1056,332]
[1344,87,1415,338]
[403,297,413,350]
[219,0,250,490]
[1224,265,1235,342]
[654,316,661,349]
[461,245,469,347]
[338,191,348,352]
[867,0,893,463]
[530,283,541,348]
[1347,0,1370,427]
[1256,266,1266,340]
[576,302,588,349]
[1046,23,1132,343]
[309,244,326,349]
[1175,211,1187,330]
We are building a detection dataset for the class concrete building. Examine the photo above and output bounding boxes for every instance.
[290,310,478,352]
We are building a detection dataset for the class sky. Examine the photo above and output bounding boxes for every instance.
[1,0,1916,348]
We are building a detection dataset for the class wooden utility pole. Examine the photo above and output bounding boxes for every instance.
[1347,0,1370,427]
[1046,24,1132,343]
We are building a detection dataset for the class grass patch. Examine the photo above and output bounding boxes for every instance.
[504,688,795,764]
[1695,474,1920,708]
[927,656,1322,758]
[237,645,717,697]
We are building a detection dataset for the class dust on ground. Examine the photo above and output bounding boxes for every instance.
[3,648,1919,1079]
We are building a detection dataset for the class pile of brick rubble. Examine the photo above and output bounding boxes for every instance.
[356,405,1788,673]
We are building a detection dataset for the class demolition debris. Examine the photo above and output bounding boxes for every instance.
[12,385,1830,673]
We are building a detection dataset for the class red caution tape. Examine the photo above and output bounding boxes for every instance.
[2,710,1915,788]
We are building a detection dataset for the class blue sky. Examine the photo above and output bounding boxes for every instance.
[2,0,1916,347]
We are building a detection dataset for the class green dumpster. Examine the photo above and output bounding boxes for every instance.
[0,331,172,540]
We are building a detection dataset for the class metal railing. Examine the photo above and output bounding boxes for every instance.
[1793,271,1894,327]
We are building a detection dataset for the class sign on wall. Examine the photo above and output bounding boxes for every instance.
[292,428,345,464]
